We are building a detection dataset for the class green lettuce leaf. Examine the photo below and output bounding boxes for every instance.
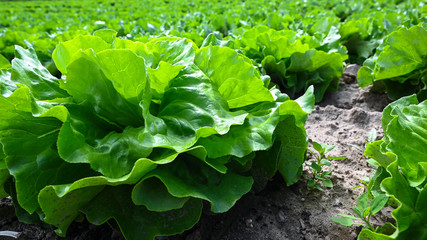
[0,69,16,97]
[359,96,427,239]
[132,153,253,213]
[52,35,110,74]
[240,26,309,61]
[140,64,249,152]
[375,26,427,80]
[195,45,274,108]
[0,54,10,69]
[383,99,427,186]
[60,49,145,127]
[0,158,9,198]
[286,49,342,102]
[11,45,68,100]
[381,161,427,238]
[83,185,203,240]
[358,25,427,101]
[0,87,95,213]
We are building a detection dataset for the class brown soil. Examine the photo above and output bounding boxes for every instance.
[0,66,392,240]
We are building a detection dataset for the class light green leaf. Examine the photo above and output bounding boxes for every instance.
[320,159,332,166]
[0,69,16,97]
[140,65,248,152]
[53,35,110,74]
[357,66,375,88]
[368,128,377,143]
[328,156,346,160]
[11,45,68,100]
[201,33,234,48]
[113,38,153,65]
[93,29,117,44]
[385,100,427,186]
[196,102,280,158]
[147,61,184,100]
[295,85,315,114]
[312,141,324,154]
[61,49,144,127]
[337,214,361,220]
[96,49,148,106]
[0,54,10,69]
[381,161,427,237]
[375,25,427,80]
[364,141,396,169]
[381,94,418,131]
[287,49,343,102]
[241,26,309,60]
[195,46,274,108]
[146,37,197,68]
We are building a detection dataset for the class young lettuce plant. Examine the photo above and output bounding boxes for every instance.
[306,141,345,192]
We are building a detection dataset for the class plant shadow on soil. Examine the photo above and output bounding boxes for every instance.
[0,66,394,240]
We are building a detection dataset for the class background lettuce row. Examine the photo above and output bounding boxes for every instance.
[1,0,424,65]
[234,25,344,103]
[0,34,315,240]
[357,24,427,101]
[2,0,425,104]
[359,95,427,239]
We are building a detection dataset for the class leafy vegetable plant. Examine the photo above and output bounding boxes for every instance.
[0,33,315,240]
[306,141,345,192]
[333,95,427,239]
[239,26,345,103]
[358,24,427,101]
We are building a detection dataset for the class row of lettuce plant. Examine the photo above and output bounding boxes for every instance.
[0,32,315,240]
[334,95,427,239]
[1,0,424,66]
[357,24,427,101]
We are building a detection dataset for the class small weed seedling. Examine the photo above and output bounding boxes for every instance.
[332,128,391,233]
[331,191,389,231]
[306,141,346,192]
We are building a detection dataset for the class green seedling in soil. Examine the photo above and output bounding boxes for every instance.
[306,141,346,192]
[332,128,390,233]
[331,192,389,232]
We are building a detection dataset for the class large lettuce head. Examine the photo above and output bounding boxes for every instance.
[0,34,314,240]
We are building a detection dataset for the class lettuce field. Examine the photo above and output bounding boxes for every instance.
[0,0,426,239]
